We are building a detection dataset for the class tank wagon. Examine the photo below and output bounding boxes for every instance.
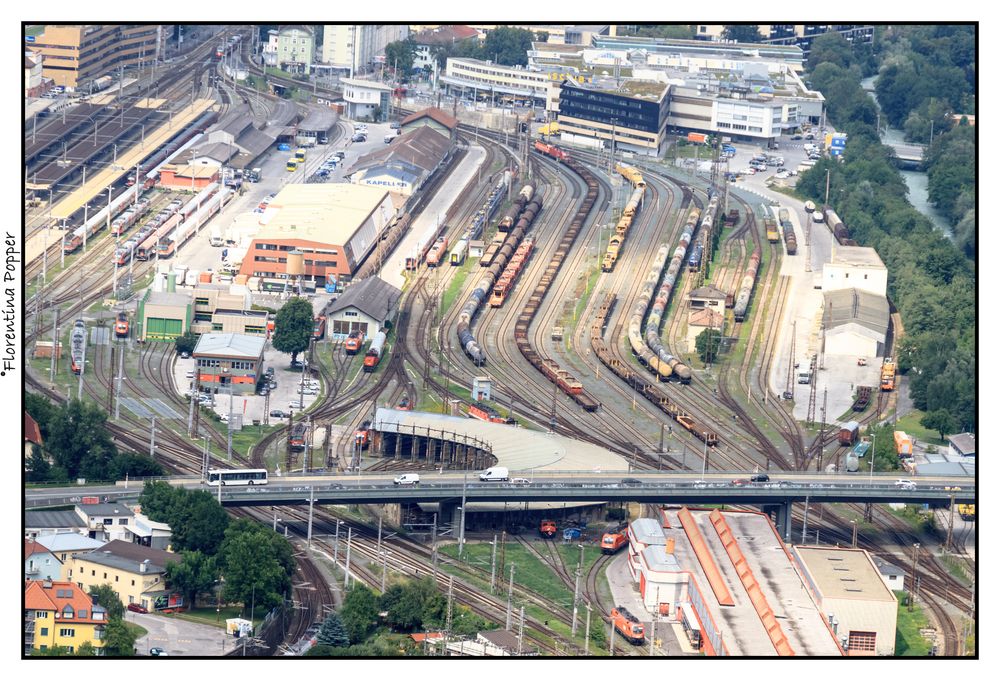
[732,248,762,322]
[457,186,539,364]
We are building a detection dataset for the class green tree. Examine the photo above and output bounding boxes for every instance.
[317,612,351,647]
[26,444,52,483]
[807,31,855,71]
[31,645,71,656]
[25,392,57,439]
[920,409,959,441]
[384,38,417,77]
[108,452,165,480]
[165,551,218,609]
[174,330,199,356]
[589,611,607,648]
[75,641,96,657]
[627,24,695,40]
[721,25,763,43]
[88,583,126,622]
[341,583,380,644]
[138,480,183,520]
[169,491,231,555]
[220,519,293,612]
[271,297,314,364]
[481,26,536,66]
[305,644,341,656]
[46,398,118,480]
[101,617,137,657]
[695,328,723,365]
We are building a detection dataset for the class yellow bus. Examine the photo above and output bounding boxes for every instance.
[286,159,298,172]
[295,148,306,162]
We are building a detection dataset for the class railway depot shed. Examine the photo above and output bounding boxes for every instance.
[238,183,396,282]
[399,107,458,140]
[324,275,401,340]
[821,288,889,359]
[792,546,897,656]
[137,290,193,342]
[349,125,454,197]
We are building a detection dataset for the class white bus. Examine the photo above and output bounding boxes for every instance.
[207,468,269,486]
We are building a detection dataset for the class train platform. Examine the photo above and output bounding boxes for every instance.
[26,98,217,265]
[378,144,486,290]
[374,407,627,473]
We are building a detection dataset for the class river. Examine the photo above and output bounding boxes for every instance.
[860,76,953,238]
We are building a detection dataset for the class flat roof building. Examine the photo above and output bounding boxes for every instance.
[342,77,392,122]
[25,24,163,90]
[322,25,408,77]
[137,289,193,342]
[239,184,397,283]
[193,333,266,395]
[557,77,670,156]
[822,246,888,297]
[792,546,897,656]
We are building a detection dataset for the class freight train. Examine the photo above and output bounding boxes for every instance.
[760,203,780,243]
[822,208,852,245]
[457,186,539,365]
[593,293,717,445]
[687,243,704,272]
[288,422,307,450]
[514,150,600,411]
[611,607,645,646]
[498,185,535,233]
[362,331,387,371]
[69,319,87,375]
[489,238,534,307]
[732,248,762,322]
[602,163,646,272]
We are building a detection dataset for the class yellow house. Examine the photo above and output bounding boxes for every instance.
[24,580,107,655]
[66,540,181,612]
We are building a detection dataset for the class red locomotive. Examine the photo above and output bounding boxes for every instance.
[533,140,569,162]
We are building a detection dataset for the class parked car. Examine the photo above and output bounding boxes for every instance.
[149,647,168,656]
[750,473,770,483]
[269,409,287,418]
[180,351,190,359]
[791,134,803,140]
[127,603,148,613]
[352,133,367,143]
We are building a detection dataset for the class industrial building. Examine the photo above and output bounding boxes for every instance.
[192,333,266,395]
[558,77,670,156]
[137,290,193,341]
[821,288,890,359]
[324,275,401,339]
[191,284,268,336]
[342,78,393,121]
[792,546,898,656]
[349,125,455,196]
[239,183,397,283]
[822,246,888,296]
[399,107,458,139]
[24,24,165,90]
[322,25,409,77]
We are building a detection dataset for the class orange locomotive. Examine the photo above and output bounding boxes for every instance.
[345,331,362,355]
[539,520,558,539]
[611,606,645,645]
[601,524,628,554]
[114,312,129,338]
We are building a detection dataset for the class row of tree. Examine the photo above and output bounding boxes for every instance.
[799,55,975,433]
[24,394,164,483]
[307,578,489,656]
[386,26,545,77]
[139,482,294,613]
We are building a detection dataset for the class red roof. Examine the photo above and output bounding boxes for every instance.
[24,538,54,560]
[25,412,42,444]
[400,107,458,132]
[414,25,479,46]
[410,632,445,642]
[24,580,106,623]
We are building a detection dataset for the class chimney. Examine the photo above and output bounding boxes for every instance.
[42,580,53,589]
[139,559,149,574]
[665,537,675,555]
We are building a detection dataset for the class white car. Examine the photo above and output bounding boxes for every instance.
[393,473,420,486]
[775,171,790,180]
[740,167,756,175]
[895,479,916,490]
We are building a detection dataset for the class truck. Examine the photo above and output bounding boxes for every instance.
[209,228,224,247]
[894,431,914,457]
[478,466,509,482]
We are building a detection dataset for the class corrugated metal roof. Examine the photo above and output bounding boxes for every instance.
[351,126,452,177]
[25,510,86,530]
[823,288,889,336]
[630,517,665,545]
[326,276,401,321]
[914,461,975,477]
[689,285,727,300]
[210,104,253,138]
[236,128,276,159]
[298,106,337,132]
[641,544,681,572]
[36,534,105,553]
[194,332,266,359]
[947,432,976,455]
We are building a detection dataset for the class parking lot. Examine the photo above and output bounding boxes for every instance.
[126,610,239,657]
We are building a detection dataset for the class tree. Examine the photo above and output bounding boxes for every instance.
[341,583,380,644]
[31,645,71,656]
[481,26,536,66]
[101,617,137,657]
[108,452,164,480]
[920,409,959,441]
[220,519,293,612]
[807,31,856,71]
[165,551,218,609]
[721,25,763,43]
[75,641,96,657]
[138,480,183,520]
[627,25,695,40]
[26,444,52,482]
[271,297,314,364]
[25,392,57,439]
[88,583,126,622]
[174,330,199,356]
[169,491,231,554]
[695,328,723,365]
[46,398,118,480]
[384,38,417,77]
[317,612,350,647]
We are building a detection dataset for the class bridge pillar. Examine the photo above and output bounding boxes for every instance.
[410,433,419,462]
[768,501,793,543]
[394,432,402,460]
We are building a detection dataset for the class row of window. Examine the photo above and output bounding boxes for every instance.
[196,359,257,370]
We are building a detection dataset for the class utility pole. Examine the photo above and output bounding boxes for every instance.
[490,534,498,593]
[380,550,388,592]
[946,495,955,552]
[445,574,455,636]
[505,563,516,629]
[584,602,592,655]
[909,542,919,611]
[306,486,314,549]
[801,496,809,545]
[148,417,156,459]
[571,544,583,636]
[344,527,353,590]
[517,606,525,656]
[609,618,616,655]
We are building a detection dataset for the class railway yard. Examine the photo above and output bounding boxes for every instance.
[21,25,976,660]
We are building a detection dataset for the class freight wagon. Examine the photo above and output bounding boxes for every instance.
[450,239,468,266]
[851,386,872,412]
[838,420,860,446]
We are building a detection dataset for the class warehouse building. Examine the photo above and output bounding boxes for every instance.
[558,77,670,156]
[137,290,192,341]
[296,105,338,147]
[821,288,889,359]
[947,432,976,458]
[25,24,164,90]
[349,125,454,196]
[821,246,887,297]
[399,107,458,140]
[239,184,396,283]
[792,546,897,656]
[193,333,266,395]
[324,275,401,340]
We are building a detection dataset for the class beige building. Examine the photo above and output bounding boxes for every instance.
[822,246,888,297]
[822,288,890,359]
[66,540,180,611]
[792,546,898,656]
[138,290,192,341]
[322,25,408,77]
[191,284,267,336]
[686,308,724,351]
[25,51,44,97]
[25,24,162,90]
[276,25,314,75]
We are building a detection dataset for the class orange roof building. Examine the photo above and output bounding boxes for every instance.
[24,580,108,655]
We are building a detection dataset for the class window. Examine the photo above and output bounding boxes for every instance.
[847,631,876,653]
[59,628,75,637]
[103,573,107,579]
[40,627,48,637]
[115,576,119,582]
[36,611,47,619]
[131,580,135,586]
[119,519,127,525]
[78,610,88,619]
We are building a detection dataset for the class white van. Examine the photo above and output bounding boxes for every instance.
[479,466,509,482]
[393,473,420,486]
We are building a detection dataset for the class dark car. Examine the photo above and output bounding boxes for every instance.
[750,473,770,483]
[270,409,287,418]
[352,133,367,143]
[127,603,148,614]
[149,647,168,656]
[791,134,803,140]
[620,478,643,487]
